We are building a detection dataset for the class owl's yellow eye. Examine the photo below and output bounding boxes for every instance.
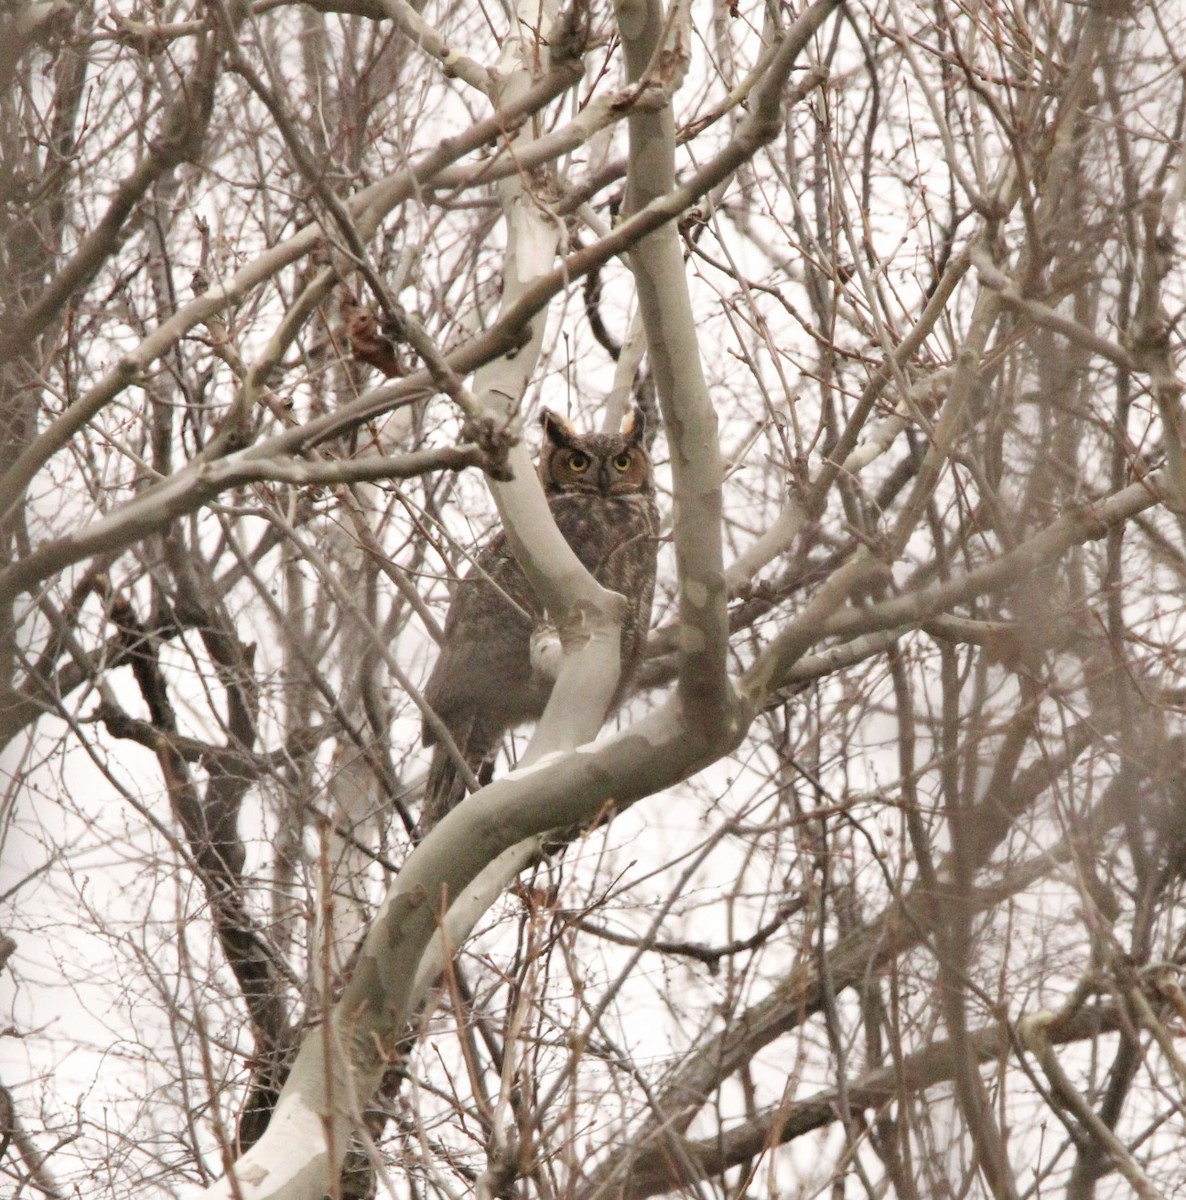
[612,452,633,472]
[566,451,591,473]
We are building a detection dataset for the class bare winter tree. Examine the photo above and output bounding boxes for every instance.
[3,1,1186,1198]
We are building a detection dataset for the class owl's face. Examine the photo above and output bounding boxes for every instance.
[538,408,654,497]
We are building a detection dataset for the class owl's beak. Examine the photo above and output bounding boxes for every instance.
[598,462,611,494]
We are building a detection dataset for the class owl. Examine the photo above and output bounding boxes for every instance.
[419,407,660,833]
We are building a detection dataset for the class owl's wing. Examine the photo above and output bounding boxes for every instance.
[422,539,543,748]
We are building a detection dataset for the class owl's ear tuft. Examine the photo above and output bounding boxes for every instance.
[620,405,646,445]
[541,408,578,448]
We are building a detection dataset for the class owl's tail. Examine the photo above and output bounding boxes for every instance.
[418,747,466,835]
[417,738,492,838]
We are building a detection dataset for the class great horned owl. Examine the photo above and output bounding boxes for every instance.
[419,407,660,832]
